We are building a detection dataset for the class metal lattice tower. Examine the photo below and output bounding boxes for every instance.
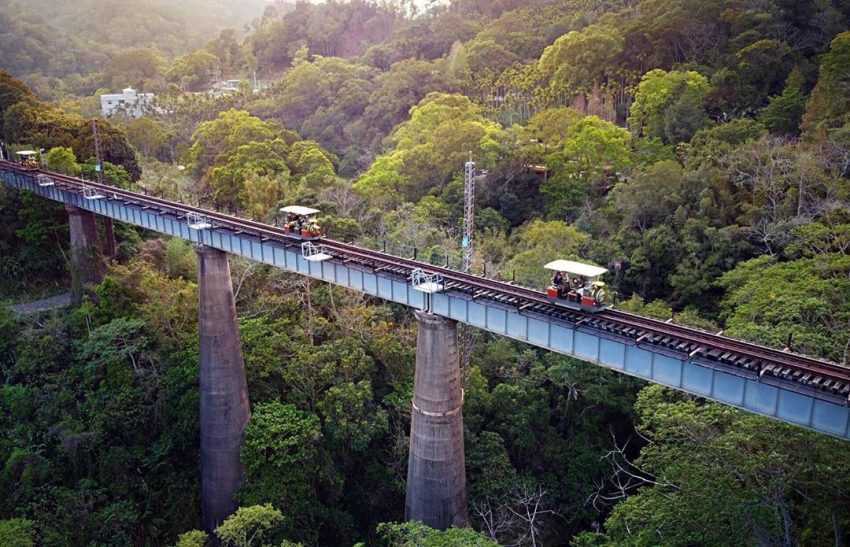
[462,156,475,273]
[92,120,104,185]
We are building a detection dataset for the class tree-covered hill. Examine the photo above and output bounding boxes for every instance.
[1,0,850,545]
[0,0,268,97]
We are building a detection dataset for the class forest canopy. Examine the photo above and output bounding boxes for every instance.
[1,0,850,545]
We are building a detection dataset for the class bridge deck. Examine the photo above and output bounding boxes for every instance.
[2,162,849,441]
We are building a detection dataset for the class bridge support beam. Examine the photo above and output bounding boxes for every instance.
[197,246,251,534]
[65,204,103,304]
[406,311,468,530]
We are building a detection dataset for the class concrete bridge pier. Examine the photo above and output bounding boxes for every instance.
[196,246,251,533]
[65,204,103,304]
[406,311,468,530]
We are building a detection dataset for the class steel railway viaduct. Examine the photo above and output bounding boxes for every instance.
[2,161,850,534]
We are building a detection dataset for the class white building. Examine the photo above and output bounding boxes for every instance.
[100,87,155,118]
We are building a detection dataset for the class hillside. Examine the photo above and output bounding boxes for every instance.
[0,0,849,545]
[0,0,268,97]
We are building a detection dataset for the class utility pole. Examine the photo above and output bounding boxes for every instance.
[92,120,117,258]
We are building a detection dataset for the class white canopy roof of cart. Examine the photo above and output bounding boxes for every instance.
[280,205,320,216]
[544,260,608,278]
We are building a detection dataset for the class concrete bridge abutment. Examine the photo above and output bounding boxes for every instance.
[405,311,469,530]
[196,246,251,534]
[65,204,103,304]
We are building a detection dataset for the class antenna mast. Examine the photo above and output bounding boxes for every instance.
[462,154,475,273]
[92,119,117,258]
[92,119,104,185]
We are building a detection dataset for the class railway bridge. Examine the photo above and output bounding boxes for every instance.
[2,161,850,534]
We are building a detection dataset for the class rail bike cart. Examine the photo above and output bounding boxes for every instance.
[545,260,609,313]
[15,150,40,171]
[279,205,323,239]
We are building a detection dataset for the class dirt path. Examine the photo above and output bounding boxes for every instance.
[11,292,72,316]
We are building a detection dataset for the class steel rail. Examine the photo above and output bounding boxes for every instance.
[291,242,850,388]
[5,161,850,390]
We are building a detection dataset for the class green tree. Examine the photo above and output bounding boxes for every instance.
[358,59,453,153]
[354,93,505,206]
[613,160,685,232]
[105,48,165,90]
[0,71,34,119]
[74,120,141,181]
[538,24,624,98]
[188,110,282,179]
[287,140,335,193]
[377,521,499,547]
[240,402,323,532]
[628,69,710,143]
[520,107,584,148]
[215,504,284,547]
[803,31,850,139]
[542,116,633,218]
[169,50,220,92]
[318,380,389,454]
[174,530,208,547]
[0,518,35,547]
[718,254,850,362]
[45,146,80,176]
[759,66,807,136]
[504,220,589,287]
[582,385,850,546]
[123,117,175,161]
[208,139,291,212]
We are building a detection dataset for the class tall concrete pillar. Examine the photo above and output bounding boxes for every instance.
[197,246,251,533]
[65,204,103,304]
[406,311,468,530]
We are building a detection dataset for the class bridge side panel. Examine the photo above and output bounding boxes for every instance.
[3,170,849,442]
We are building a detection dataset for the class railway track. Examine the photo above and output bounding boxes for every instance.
[4,160,850,401]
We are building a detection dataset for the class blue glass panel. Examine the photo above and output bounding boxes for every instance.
[625,346,652,378]
[297,255,310,274]
[377,277,393,299]
[449,296,467,321]
[574,331,598,361]
[599,339,625,369]
[811,400,849,436]
[528,318,549,347]
[349,268,363,290]
[308,259,322,278]
[682,361,712,396]
[485,306,507,334]
[432,292,449,316]
[409,288,425,310]
[654,355,683,387]
[744,381,778,415]
[392,281,408,304]
[713,372,745,405]
[322,261,336,281]
[507,312,527,340]
[468,302,486,328]
[363,273,378,295]
[272,246,286,268]
[777,390,813,426]
[550,325,573,354]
